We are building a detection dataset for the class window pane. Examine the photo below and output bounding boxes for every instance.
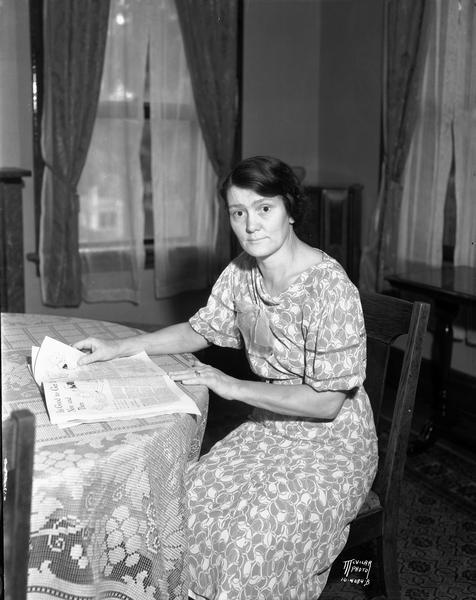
[79,119,143,247]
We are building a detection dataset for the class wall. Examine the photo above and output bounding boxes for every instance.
[0,0,31,167]
[242,0,383,244]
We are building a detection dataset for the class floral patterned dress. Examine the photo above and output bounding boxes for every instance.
[186,252,378,600]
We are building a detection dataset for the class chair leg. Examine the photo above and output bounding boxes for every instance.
[376,533,401,600]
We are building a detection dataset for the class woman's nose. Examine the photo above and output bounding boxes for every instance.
[246,213,260,232]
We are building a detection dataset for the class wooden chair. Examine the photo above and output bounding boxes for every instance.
[2,409,36,600]
[342,292,430,599]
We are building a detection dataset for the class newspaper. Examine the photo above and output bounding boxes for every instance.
[30,336,200,428]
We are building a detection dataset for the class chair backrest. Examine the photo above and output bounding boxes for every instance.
[360,292,430,504]
[2,409,36,600]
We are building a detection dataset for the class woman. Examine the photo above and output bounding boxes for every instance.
[75,156,378,599]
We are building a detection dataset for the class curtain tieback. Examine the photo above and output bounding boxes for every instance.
[43,161,80,213]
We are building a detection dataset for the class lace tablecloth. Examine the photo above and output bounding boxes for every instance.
[1,313,209,600]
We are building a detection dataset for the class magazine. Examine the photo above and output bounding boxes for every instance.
[30,336,200,428]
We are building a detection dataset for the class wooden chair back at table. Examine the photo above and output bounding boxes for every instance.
[2,409,36,600]
[342,292,430,600]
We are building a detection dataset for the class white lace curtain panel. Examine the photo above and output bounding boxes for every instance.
[398,0,476,269]
[78,0,217,303]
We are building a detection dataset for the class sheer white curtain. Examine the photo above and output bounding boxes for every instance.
[397,0,476,269]
[149,0,217,298]
[78,0,147,303]
[78,0,217,302]
[453,0,476,267]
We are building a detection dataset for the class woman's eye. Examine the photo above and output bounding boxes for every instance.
[232,210,244,218]
[261,205,271,213]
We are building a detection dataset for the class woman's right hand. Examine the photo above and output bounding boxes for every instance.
[73,337,123,366]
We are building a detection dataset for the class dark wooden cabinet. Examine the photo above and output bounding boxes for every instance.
[295,184,362,285]
[0,168,31,312]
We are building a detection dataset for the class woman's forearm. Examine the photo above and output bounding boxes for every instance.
[118,322,210,356]
[229,379,347,420]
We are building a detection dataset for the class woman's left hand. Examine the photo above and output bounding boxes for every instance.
[169,360,238,401]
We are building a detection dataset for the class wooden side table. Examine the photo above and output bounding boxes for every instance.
[0,167,31,312]
[386,262,476,453]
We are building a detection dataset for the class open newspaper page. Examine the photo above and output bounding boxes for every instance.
[31,336,200,427]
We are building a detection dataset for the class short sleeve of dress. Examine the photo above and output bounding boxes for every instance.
[189,262,243,349]
[304,272,366,393]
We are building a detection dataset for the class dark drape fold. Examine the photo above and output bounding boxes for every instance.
[361,0,431,291]
[175,0,240,268]
[175,0,240,179]
[40,0,110,306]
[386,1,431,182]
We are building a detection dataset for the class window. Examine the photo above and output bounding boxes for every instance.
[30,0,231,302]
[29,0,199,269]
[77,0,218,301]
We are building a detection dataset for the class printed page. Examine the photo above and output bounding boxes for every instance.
[106,375,200,416]
[33,336,201,427]
[32,336,166,385]
[33,337,84,385]
[27,346,40,378]
[43,375,200,427]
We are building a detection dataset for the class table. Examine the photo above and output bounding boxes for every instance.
[386,263,476,452]
[1,313,208,600]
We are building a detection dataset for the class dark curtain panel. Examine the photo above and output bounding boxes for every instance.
[175,0,241,265]
[40,0,110,306]
[361,0,431,291]
[175,0,240,178]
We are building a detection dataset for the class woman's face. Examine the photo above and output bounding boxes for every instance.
[226,185,294,259]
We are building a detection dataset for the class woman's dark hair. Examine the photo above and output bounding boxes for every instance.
[219,155,306,226]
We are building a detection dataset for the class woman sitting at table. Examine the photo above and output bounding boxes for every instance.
[75,155,378,600]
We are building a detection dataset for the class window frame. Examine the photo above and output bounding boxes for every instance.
[27,0,44,272]
[28,0,158,270]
